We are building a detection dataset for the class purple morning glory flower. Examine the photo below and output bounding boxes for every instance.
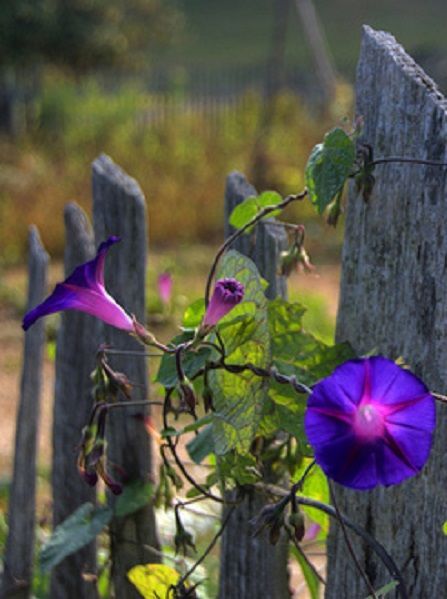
[304,356,436,490]
[202,278,245,328]
[22,236,133,332]
[158,271,173,305]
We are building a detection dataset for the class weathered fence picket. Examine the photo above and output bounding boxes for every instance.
[218,171,290,599]
[326,26,447,597]
[92,154,160,598]
[50,203,98,598]
[2,227,48,599]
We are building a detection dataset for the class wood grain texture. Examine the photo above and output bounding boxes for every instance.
[326,26,447,598]
[2,227,48,598]
[92,154,159,599]
[218,171,290,599]
[50,203,99,599]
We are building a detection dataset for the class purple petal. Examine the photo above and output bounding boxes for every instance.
[384,394,436,431]
[64,236,120,289]
[304,356,436,490]
[336,445,379,490]
[384,423,434,474]
[158,272,172,304]
[368,356,429,406]
[202,278,245,327]
[22,236,133,332]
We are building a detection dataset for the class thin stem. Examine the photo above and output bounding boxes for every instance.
[175,345,186,382]
[329,481,378,599]
[372,157,447,168]
[174,495,210,509]
[162,389,231,505]
[105,400,164,410]
[259,219,304,231]
[176,506,235,589]
[432,392,447,405]
[102,348,164,358]
[205,189,307,305]
[291,459,316,496]
[190,358,312,395]
[255,483,408,599]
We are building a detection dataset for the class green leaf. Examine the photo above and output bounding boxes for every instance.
[268,297,355,387]
[216,451,261,486]
[262,298,355,445]
[161,414,213,438]
[209,250,270,454]
[186,425,215,464]
[156,331,217,388]
[365,580,399,598]
[216,306,257,355]
[40,503,112,572]
[290,545,320,599]
[269,383,307,441]
[182,298,205,329]
[443,521,447,535]
[127,563,181,598]
[296,461,329,535]
[229,196,259,229]
[305,127,355,214]
[229,191,283,231]
[256,190,282,209]
[114,480,153,518]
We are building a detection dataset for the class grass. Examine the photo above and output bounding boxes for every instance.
[169,0,447,77]
[0,83,345,264]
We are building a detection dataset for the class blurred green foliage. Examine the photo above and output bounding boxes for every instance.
[0,78,349,264]
[173,0,447,77]
[0,0,181,71]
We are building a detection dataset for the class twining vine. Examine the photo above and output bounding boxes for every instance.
[23,124,447,599]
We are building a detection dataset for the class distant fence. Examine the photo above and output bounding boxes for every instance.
[0,62,325,136]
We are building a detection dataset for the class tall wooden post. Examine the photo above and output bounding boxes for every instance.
[1,227,48,598]
[92,154,159,598]
[51,203,98,598]
[218,171,290,598]
[326,26,447,597]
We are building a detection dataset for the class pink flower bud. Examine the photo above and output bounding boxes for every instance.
[202,278,244,329]
[158,272,173,305]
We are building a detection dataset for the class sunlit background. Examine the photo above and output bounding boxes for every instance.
[1,1,446,595]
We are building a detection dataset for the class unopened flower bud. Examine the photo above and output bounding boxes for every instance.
[269,515,284,546]
[158,272,173,305]
[202,386,214,412]
[326,194,343,227]
[98,462,123,495]
[132,318,157,346]
[102,361,133,400]
[81,469,98,487]
[251,496,288,538]
[279,247,300,277]
[298,246,315,274]
[178,379,197,412]
[288,510,305,543]
[199,278,244,335]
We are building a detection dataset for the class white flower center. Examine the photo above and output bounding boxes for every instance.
[354,404,384,441]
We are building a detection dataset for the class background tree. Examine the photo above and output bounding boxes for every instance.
[0,0,183,133]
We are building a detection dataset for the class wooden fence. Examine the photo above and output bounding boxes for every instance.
[327,26,447,597]
[3,24,447,598]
